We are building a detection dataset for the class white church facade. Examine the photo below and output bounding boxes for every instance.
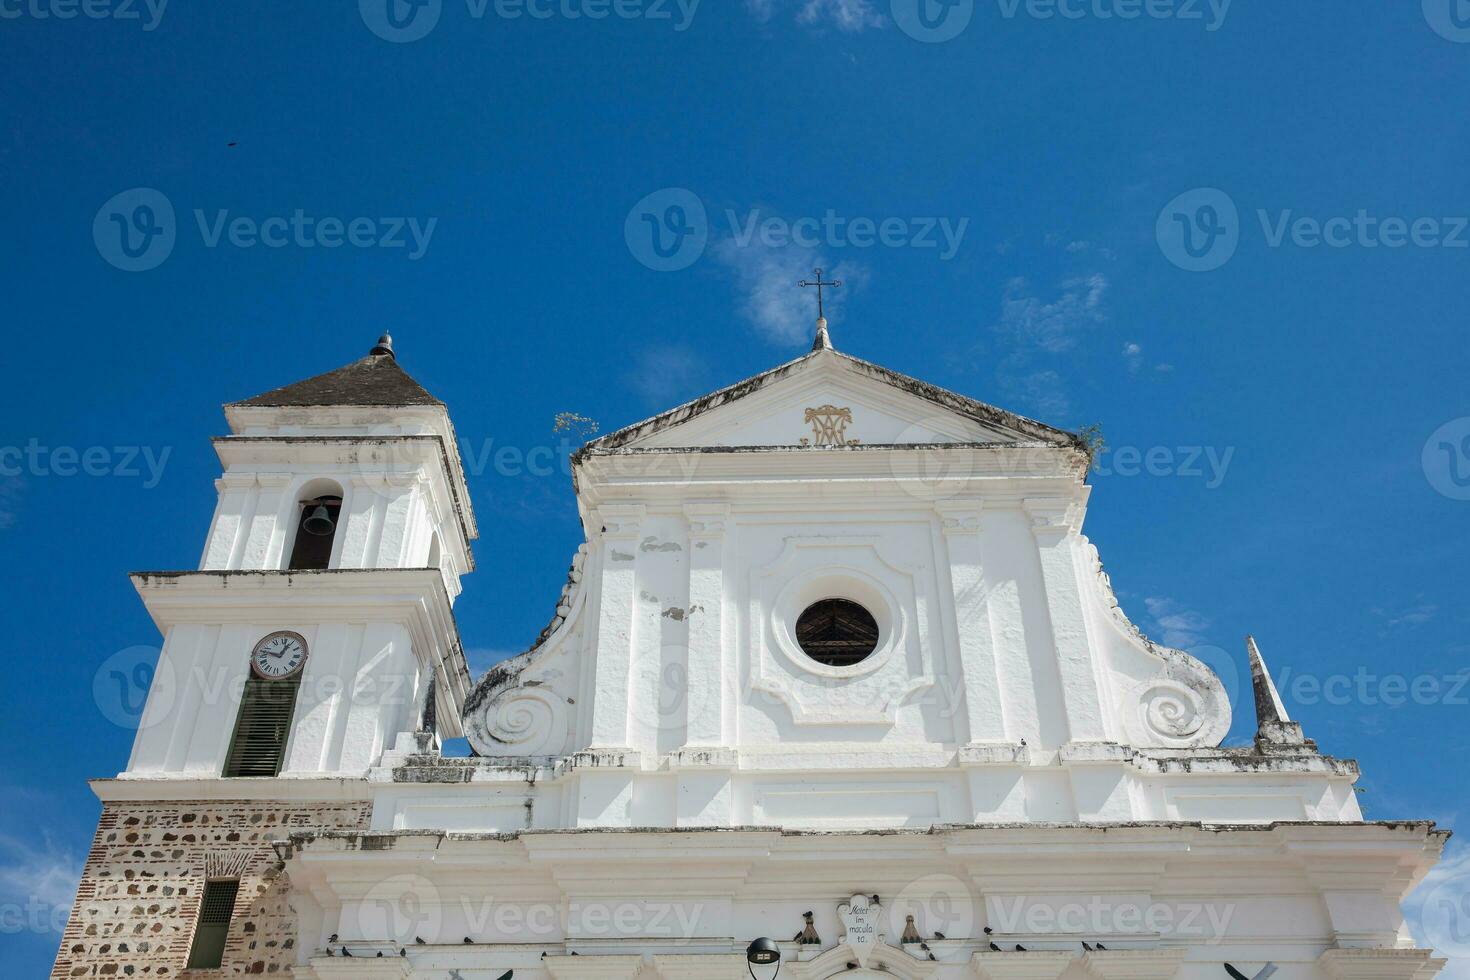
[55,324,1449,979]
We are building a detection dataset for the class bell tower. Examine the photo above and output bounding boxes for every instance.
[126,334,477,778]
[54,335,482,980]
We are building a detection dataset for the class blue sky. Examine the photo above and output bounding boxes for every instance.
[3,0,1469,973]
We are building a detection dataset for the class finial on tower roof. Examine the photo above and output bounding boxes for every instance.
[812,317,832,351]
[371,332,395,358]
[799,268,842,352]
[1247,635,1311,752]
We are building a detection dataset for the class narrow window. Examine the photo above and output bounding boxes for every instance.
[223,673,302,777]
[795,598,881,667]
[186,878,240,969]
[287,495,342,571]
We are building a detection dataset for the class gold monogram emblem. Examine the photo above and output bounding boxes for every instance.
[801,405,860,447]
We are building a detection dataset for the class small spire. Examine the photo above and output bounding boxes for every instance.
[370,332,395,358]
[799,268,842,352]
[1247,635,1310,751]
[812,316,833,351]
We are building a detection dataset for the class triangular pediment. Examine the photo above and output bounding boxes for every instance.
[587,349,1076,451]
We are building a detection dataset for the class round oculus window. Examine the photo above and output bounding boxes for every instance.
[795,598,880,667]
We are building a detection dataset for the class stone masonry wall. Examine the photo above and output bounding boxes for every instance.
[52,799,370,979]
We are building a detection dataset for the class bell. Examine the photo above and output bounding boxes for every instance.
[302,504,335,537]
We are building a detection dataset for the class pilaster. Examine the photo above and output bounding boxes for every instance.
[683,502,731,747]
[936,500,1007,744]
[1023,496,1106,743]
[201,471,258,569]
[588,504,645,752]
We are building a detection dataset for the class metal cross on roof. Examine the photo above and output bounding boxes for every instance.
[799,268,842,320]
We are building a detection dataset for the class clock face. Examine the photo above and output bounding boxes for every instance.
[250,631,308,680]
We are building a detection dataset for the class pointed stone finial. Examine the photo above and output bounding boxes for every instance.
[1248,635,1310,752]
[799,268,841,351]
[370,332,395,358]
[812,316,833,351]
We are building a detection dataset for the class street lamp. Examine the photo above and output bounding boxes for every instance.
[746,937,781,979]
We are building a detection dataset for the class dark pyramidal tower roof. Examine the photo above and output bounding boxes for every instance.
[231,333,443,408]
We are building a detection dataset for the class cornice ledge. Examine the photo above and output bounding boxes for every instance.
[1317,947,1447,980]
[651,953,750,979]
[542,953,644,979]
[970,949,1074,979]
[1081,947,1187,979]
[958,743,1031,766]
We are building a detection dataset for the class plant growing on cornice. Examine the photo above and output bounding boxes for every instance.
[552,412,600,438]
[1079,422,1106,464]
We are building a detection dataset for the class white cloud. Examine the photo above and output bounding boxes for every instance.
[1144,596,1212,649]
[712,236,864,347]
[985,274,1108,419]
[1387,601,1439,629]
[0,831,82,935]
[994,274,1108,355]
[1123,341,1143,373]
[747,0,885,30]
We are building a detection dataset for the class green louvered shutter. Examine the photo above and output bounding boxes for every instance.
[187,878,240,968]
[223,674,301,777]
